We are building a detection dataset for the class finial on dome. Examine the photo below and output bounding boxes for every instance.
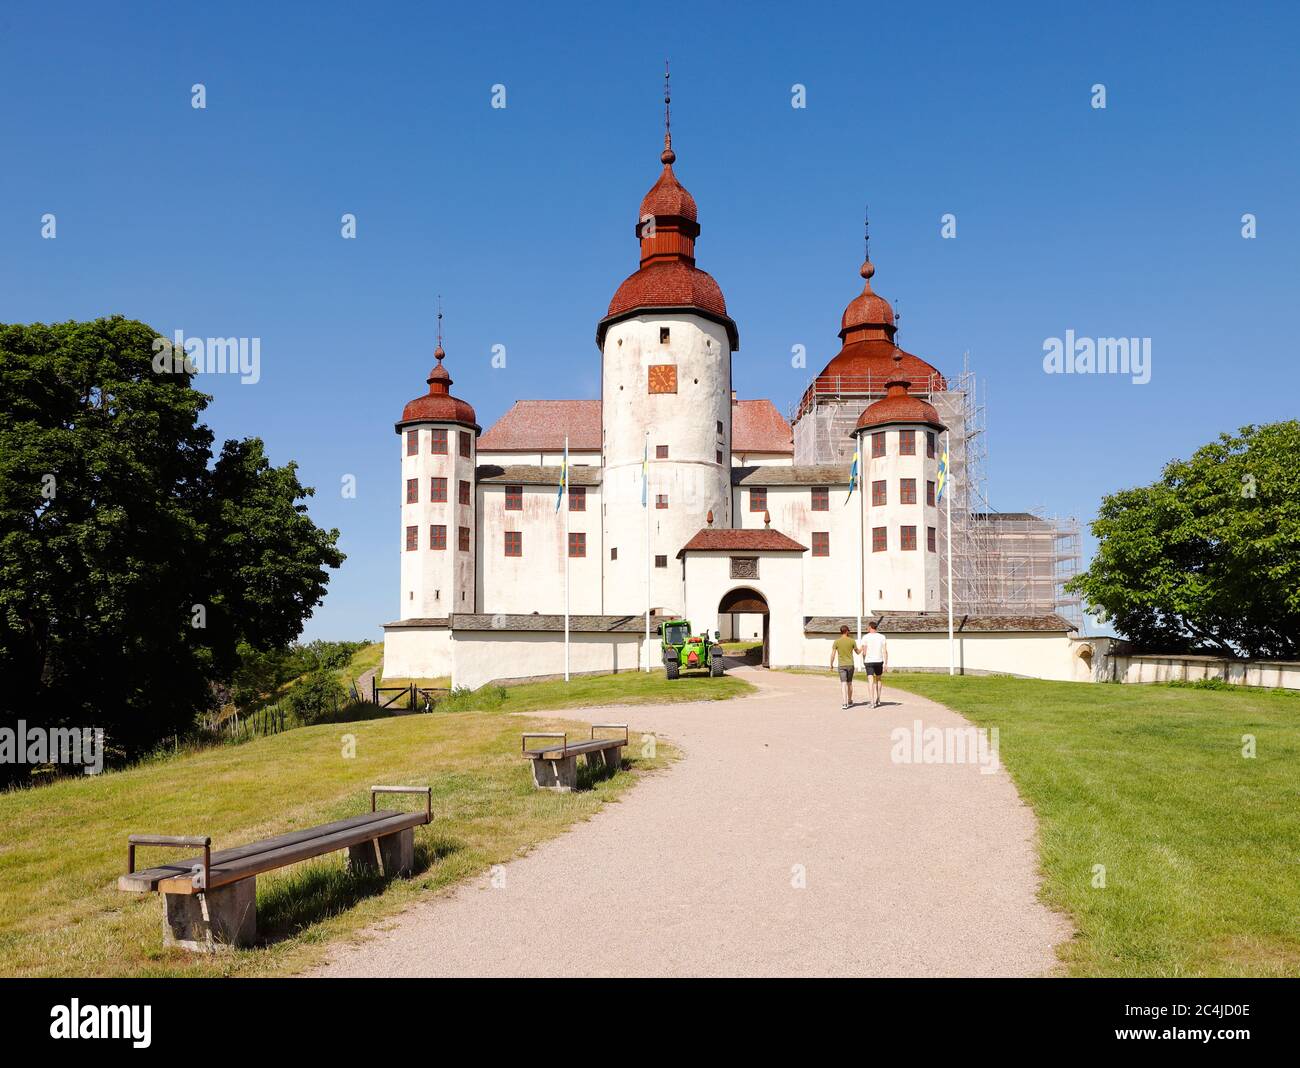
[661,59,675,165]
[706,509,714,527]
[434,295,445,361]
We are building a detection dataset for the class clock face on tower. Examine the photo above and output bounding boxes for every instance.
[648,364,678,394]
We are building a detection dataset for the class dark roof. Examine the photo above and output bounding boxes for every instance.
[732,464,851,486]
[973,512,1050,523]
[678,528,808,557]
[476,464,603,487]
[805,613,1075,634]
[450,613,647,633]
[382,617,450,629]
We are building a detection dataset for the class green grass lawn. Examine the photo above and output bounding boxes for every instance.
[884,674,1300,977]
[0,674,718,977]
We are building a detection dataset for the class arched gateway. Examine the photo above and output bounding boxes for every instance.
[718,586,770,667]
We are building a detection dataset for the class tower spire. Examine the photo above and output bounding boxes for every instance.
[661,59,675,165]
[863,204,870,264]
[434,295,444,361]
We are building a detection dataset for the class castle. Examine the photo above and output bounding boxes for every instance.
[382,96,1089,689]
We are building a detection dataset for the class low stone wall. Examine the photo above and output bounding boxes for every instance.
[1100,652,1300,691]
[450,629,649,691]
[797,630,1086,682]
[382,622,451,679]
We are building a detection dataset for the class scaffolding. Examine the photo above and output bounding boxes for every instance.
[788,353,1083,627]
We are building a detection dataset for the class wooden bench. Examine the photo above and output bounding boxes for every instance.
[522,724,627,791]
[117,785,431,951]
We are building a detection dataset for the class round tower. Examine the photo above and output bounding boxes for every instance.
[595,74,738,616]
[852,354,946,613]
[394,334,479,619]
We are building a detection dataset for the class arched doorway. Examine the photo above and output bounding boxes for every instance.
[718,586,770,668]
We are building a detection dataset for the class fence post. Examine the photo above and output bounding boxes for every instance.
[371,676,377,705]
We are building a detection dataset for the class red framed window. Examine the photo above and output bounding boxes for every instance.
[750,487,767,512]
[405,478,418,504]
[899,430,916,456]
[656,444,669,459]
[927,526,937,552]
[811,486,829,511]
[458,526,470,552]
[406,429,418,456]
[872,526,887,552]
[568,532,586,558]
[458,480,470,506]
[569,486,586,511]
[431,429,447,454]
[900,478,917,505]
[405,525,418,551]
[656,493,668,510]
[871,432,886,458]
[901,525,917,551]
[811,532,830,557]
[926,480,935,506]
[458,430,471,458]
[505,485,523,511]
[430,524,447,550]
[431,477,447,503]
[504,531,522,557]
[872,480,887,507]
[926,432,936,459]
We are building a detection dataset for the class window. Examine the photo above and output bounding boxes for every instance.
[901,525,917,551]
[811,486,829,511]
[716,420,725,441]
[900,478,917,505]
[406,478,418,504]
[405,525,418,551]
[569,486,586,511]
[730,557,758,580]
[656,444,669,459]
[568,532,586,558]
[431,477,447,502]
[655,554,668,568]
[872,480,887,507]
[656,493,668,510]
[610,546,618,560]
[458,430,471,458]
[716,449,723,464]
[899,430,916,456]
[504,531,522,557]
[812,532,830,557]
[648,364,677,393]
[927,526,937,552]
[505,485,523,511]
[749,487,767,512]
[406,429,418,456]
[430,524,446,550]
[872,526,887,552]
[458,526,470,552]
[659,327,670,344]
[458,480,470,506]
[871,432,886,458]
[431,429,447,455]
[926,480,935,506]
[926,432,936,459]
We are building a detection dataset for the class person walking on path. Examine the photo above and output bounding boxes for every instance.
[860,620,888,708]
[830,624,858,709]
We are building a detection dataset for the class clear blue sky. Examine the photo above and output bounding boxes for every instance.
[3,1,1297,640]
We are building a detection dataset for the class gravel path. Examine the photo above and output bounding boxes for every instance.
[311,666,1069,977]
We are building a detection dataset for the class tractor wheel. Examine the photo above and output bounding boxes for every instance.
[710,656,725,677]
[665,660,680,680]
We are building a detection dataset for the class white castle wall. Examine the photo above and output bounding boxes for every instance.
[450,630,647,691]
[601,312,733,615]
[798,630,1080,679]
[399,423,476,618]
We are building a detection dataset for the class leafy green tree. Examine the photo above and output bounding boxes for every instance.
[0,317,343,781]
[1067,422,1300,658]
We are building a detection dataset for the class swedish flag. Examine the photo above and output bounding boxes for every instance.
[555,441,568,512]
[845,447,860,505]
[937,448,950,501]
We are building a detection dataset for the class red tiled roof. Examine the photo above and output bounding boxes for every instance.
[396,352,479,431]
[677,528,808,557]
[855,381,946,433]
[640,163,697,222]
[478,398,793,455]
[732,399,793,454]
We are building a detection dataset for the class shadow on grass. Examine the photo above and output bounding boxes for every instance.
[574,755,627,791]
[256,838,464,944]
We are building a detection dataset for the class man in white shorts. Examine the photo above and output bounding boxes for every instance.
[859,620,887,708]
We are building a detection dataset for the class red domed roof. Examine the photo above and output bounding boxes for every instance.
[854,359,945,433]
[841,261,894,337]
[396,347,479,431]
[639,161,698,222]
[607,260,728,320]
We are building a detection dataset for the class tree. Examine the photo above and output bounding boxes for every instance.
[0,317,344,781]
[1066,421,1300,658]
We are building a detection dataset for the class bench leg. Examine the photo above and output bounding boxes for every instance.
[348,840,381,875]
[163,877,256,952]
[531,754,577,791]
[587,745,623,778]
[377,827,415,877]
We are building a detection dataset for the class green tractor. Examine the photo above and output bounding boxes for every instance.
[658,619,725,679]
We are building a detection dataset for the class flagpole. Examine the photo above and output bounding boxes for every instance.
[945,429,955,676]
[857,442,865,644]
[644,431,651,672]
[563,437,570,682]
